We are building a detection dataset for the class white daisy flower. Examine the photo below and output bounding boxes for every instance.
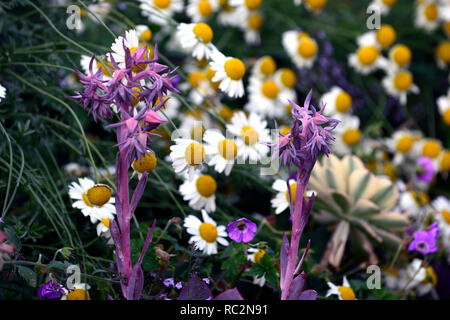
[63,163,86,177]
[226,111,270,162]
[245,76,296,118]
[217,1,239,26]
[0,83,6,102]
[436,149,450,172]
[303,0,328,13]
[382,69,419,105]
[179,172,217,212]
[436,40,450,69]
[80,55,113,79]
[271,179,297,214]
[368,0,397,16]
[96,218,114,245]
[432,196,450,238]
[170,138,206,179]
[320,86,353,116]
[209,49,246,98]
[135,24,153,43]
[356,24,396,50]
[61,283,91,300]
[139,0,184,26]
[437,88,450,126]
[240,11,263,45]
[110,29,152,69]
[326,276,357,300]
[68,178,116,223]
[412,138,443,160]
[282,31,318,69]
[229,0,262,16]
[247,247,267,287]
[415,0,441,33]
[176,23,216,60]
[384,44,413,72]
[177,109,213,141]
[348,44,387,75]
[383,266,402,290]
[398,259,437,296]
[187,0,219,22]
[332,114,361,156]
[385,129,422,165]
[203,129,238,175]
[131,150,157,179]
[183,210,229,255]
[251,56,277,80]
[273,68,297,91]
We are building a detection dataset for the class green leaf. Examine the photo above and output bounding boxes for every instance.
[17,266,37,288]
[247,254,278,288]
[220,243,247,282]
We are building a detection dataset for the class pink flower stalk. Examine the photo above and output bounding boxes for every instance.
[72,41,178,299]
[277,90,338,300]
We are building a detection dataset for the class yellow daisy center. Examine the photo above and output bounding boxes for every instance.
[259,57,276,77]
[338,286,356,300]
[297,38,318,58]
[382,0,396,5]
[188,71,207,88]
[66,289,90,300]
[385,266,399,276]
[132,152,157,173]
[384,162,396,181]
[96,58,114,77]
[440,151,450,171]
[218,139,238,160]
[412,191,430,207]
[306,0,327,10]
[101,218,110,229]
[357,46,379,65]
[129,47,151,73]
[241,126,259,146]
[392,45,412,67]
[279,69,297,88]
[444,21,450,36]
[376,25,396,48]
[139,29,152,43]
[248,12,263,31]
[437,41,450,64]
[254,249,265,263]
[261,80,279,99]
[422,140,441,159]
[443,109,450,126]
[245,0,262,10]
[198,0,213,17]
[184,142,205,165]
[196,175,217,197]
[342,129,361,146]
[224,58,246,81]
[393,72,413,91]
[285,182,298,204]
[335,91,352,113]
[218,106,233,121]
[365,160,377,171]
[83,185,112,207]
[154,0,171,9]
[199,222,218,243]
[206,66,220,90]
[131,86,141,105]
[297,32,310,41]
[441,209,450,224]
[279,125,291,136]
[396,135,414,153]
[424,4,438,21]
[193,23,213,43]
[423,266,438,287]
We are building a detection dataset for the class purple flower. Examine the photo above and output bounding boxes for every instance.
[274,90,339,171]
[175,281,183,290]
[163,278,175,287]
[37,281,66,299]
[227,218,257,243]
[408,222,440,254]
[416,156,435,183]
[0,217,3,224]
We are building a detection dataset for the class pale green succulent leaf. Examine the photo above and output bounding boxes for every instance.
[350,198,380,217]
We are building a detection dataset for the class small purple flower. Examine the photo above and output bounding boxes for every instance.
[0,217,3,224]
[202,278,210,285]
[163,278,175,287]
[227,218,257,243]
[37,281,66,299]
[416,156,435,183]
[175,281,183,290]
[408,222,440,254]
